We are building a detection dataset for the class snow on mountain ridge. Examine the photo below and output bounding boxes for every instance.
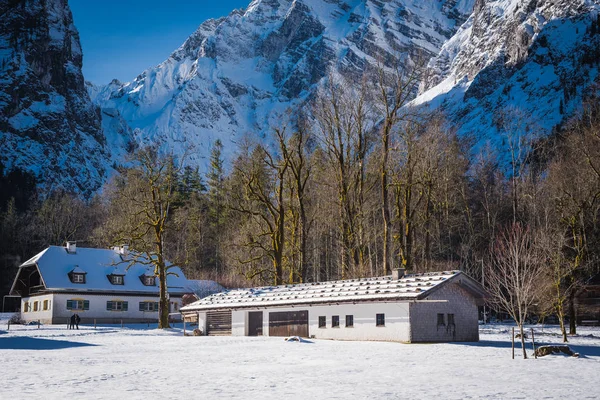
[414,0,600,158]
[93,0,475,168]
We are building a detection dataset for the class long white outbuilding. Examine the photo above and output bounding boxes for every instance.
[181,270,487,342]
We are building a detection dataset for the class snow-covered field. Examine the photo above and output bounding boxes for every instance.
[1,315,598,399]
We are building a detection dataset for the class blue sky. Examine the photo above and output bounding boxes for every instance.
[70,1,250,84]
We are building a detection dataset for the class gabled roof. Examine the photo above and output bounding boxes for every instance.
[13,246,189,295]
[181,271,483,312]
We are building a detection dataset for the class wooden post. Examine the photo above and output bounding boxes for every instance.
[512,327,515,360]
[94,319,97,329]
[183,316,186,336]
[7,320,10,331]
[37,320,40,329]
[121,319,124,328]
[531,328,537,359]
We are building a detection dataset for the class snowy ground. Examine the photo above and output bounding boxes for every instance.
[0,314,598,399]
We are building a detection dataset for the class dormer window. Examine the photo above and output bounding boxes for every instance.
[140,274,156,286]
[108,274,125,285]
[68,266,87,284]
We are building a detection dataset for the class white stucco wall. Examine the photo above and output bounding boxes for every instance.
[20,293,182,325]
[20,294,54,324]
[229,302,411,342]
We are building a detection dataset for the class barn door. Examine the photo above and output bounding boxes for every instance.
[248,311,263,336]
[206,310,232,336]
[268,310,309,337]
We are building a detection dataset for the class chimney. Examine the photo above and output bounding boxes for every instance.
[65,241,77,254]
[392,268,405,280]
[113,245,129,256]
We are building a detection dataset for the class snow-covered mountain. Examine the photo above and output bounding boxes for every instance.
[1,0,599,194]
[92,0,475,166]
[415,0,600,149]
[0,0,129,196]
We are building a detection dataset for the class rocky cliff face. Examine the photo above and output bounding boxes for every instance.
[415,0,600,151]
[93,0,475,166]
[0,0,125,196]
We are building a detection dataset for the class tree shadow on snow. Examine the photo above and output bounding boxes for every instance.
[449,340,600,358]
[0,337,97,350]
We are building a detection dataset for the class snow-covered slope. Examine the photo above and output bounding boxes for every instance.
[0,0,129,196]
[414,0,600,149]
[94,0,475,166]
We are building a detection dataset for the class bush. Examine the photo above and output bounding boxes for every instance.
[9,313,24,325]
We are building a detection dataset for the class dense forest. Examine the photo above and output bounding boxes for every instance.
[1,72,599,337]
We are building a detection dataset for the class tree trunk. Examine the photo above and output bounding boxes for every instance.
[569,289,577,335]
[519,323,528,359]
[158,257,170,329]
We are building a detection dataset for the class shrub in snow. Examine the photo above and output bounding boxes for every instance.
[9,313,24,325]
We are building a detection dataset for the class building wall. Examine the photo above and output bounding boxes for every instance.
[20,294,54,324]
[21,293,183,325]
[228,302,411,342]
[409,282,479,342]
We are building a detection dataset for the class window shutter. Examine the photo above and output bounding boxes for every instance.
[139,302,145,311]
[67,300,73,310]
[123,302,128,311]
[83,300,90,310]
[106,301,112,311]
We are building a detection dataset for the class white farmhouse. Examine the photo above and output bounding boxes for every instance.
[181,270,487,342]
[9,242,220,325]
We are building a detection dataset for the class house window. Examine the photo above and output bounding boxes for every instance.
[318,316,326,328]
[139,301,159,312]
[23,301,30,312]
[332,315,340,328]
[170,302,178,312]
[447,313,455,326]
[67,299,89,310]
[72,273,85,284]
[33,301,39,312]
[108,274,124,285]
[144,276,155,286]
[106,301,128,311]
[346,315,354,327]
[376,313,385,327]
[43,300,50,311]
[437,313,445,326]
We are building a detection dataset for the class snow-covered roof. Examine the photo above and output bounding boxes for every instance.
[18,246,189,294]
[182,271,475,312]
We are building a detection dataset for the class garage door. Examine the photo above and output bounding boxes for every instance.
[207,310,232,336]
[268,310,308,337]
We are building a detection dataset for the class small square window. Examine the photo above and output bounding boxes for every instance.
[318,316,326,328]
[144,276,155,286]
[332,315,340,328]
[437,313,445,326]
[447,313,455,325]
[376,313,385,327]
[107,300,128,311]
[345,315,354,327]
[72,273,85,283]
[109,275,124,285]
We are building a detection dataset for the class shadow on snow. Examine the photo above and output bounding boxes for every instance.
[0,336,97,350]
[449,340,600,358]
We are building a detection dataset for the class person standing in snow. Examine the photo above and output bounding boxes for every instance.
[69,314,75,329]
[75,314,81,330]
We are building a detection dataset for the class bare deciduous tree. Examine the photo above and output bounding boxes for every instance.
[486,223,544,359]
